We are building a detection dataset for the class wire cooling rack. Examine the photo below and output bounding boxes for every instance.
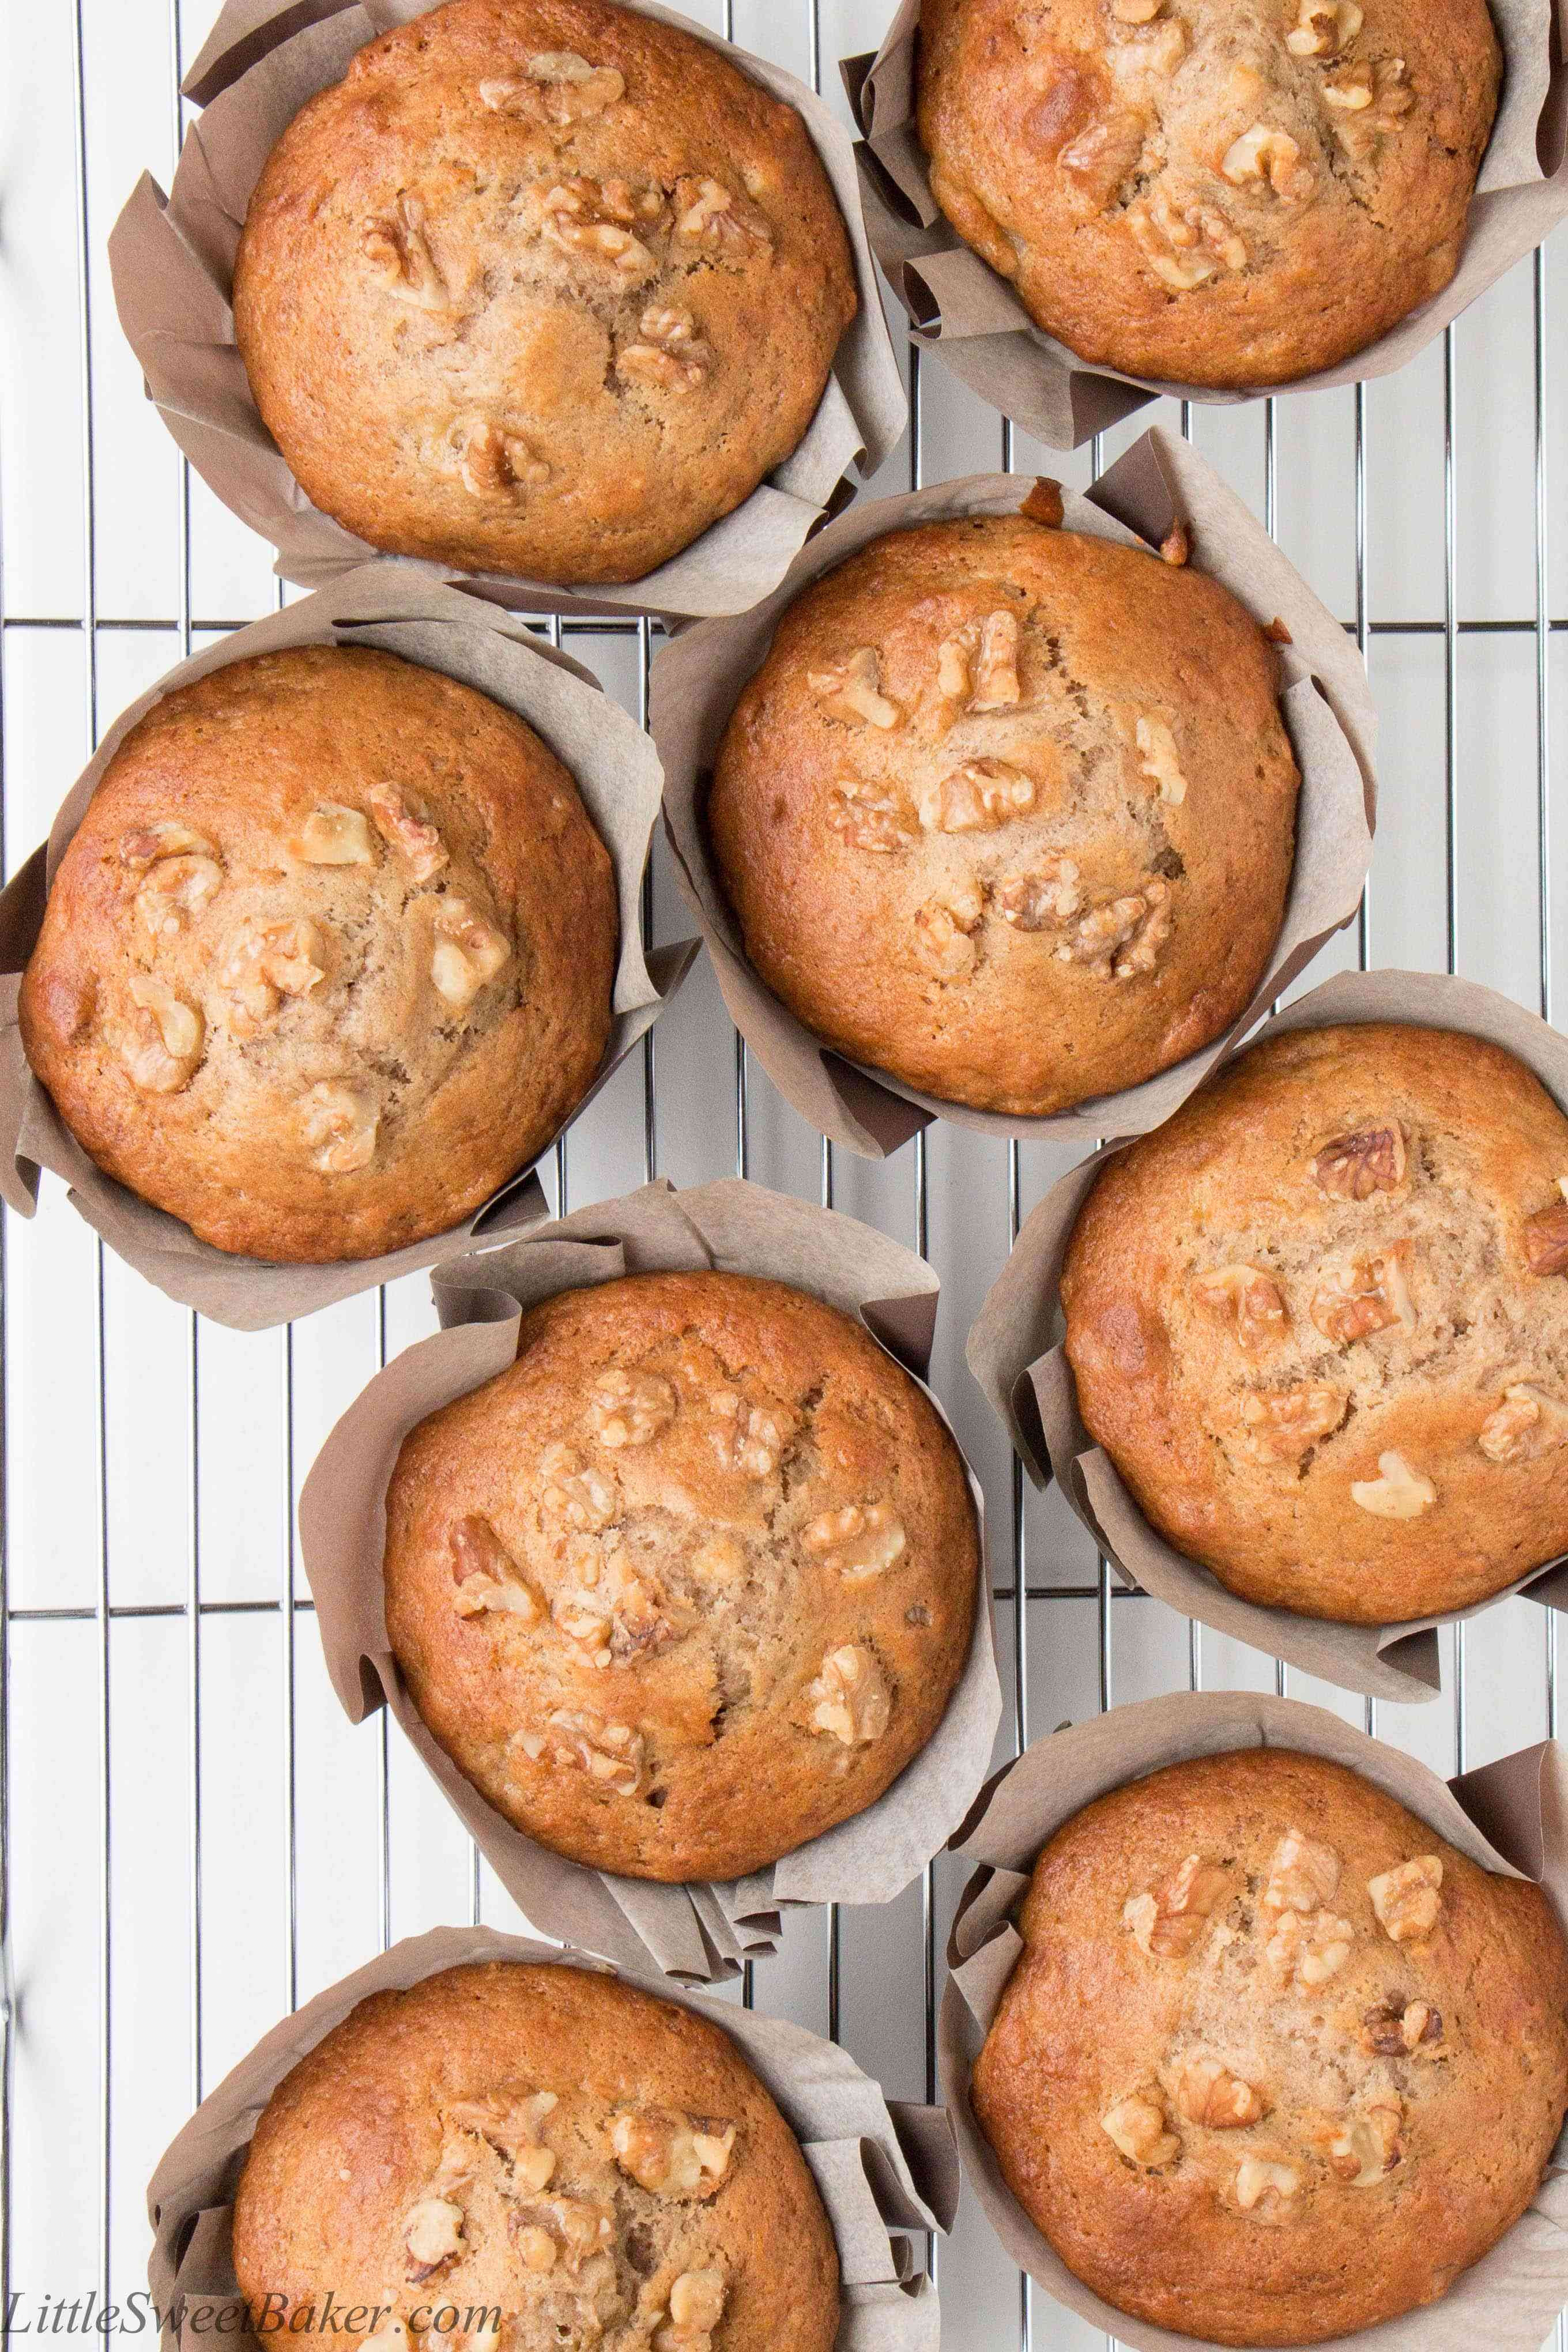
[3,3,1568,2347]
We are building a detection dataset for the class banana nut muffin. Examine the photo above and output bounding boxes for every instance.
[232,0,858,586]
[232,1959,840,2351]
[382,1270,980,1882]
[1061,1020,1568,1623]
[18,646,616,1263]
[707,508,1299,1117]
[917,0,1501,390]
[972,1747,1568,2346]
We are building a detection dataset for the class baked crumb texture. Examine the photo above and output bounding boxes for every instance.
[1062,1020,1568,1622]
[917,0,1501,388]
[383,1271,981,1882]
[233,0,858,584]
[232,1960,841,2352]
[973,1748,1568,2346]
[708,515,1299,1117]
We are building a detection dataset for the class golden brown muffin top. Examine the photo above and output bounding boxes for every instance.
[382,1271,980,1882]
[232,1961,840,2352]
[1062,1021,1568,1623]
[233,0,857,586]
[708,513,1298,1117]
[973,1748,1568,2346]
[917,0,1501,389]
[18,646,615,1263]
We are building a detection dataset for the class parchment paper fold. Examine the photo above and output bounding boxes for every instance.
[846,0,1568,448]
[941,1691,1568,2352]
[967,966,1568,1703]
[652,427,1375,1158]
[296,1175,1003,1983]
[0,564,695,1332]
[107,0,907,621]
[146,1923,960,2352]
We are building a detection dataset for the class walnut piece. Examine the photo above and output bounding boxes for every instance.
[214,917,326,1040]
[1100,2089,1180,2168]
[996,860,1083,932]
[1264,1828,1341,1914]
[1174,2057,1266,2130]
[479,51,625,124]
[120,820,217,872]
[1310,1124,1406,1200]
[654,2269,726,2352]
[553,1550,683,1667]
[921,759,1037,834]
[1524,1194,1568,1276]
[1235,2157,1301,2211]
[1123,1854,1228,1958]
[1128,183,1246,288]
[1479,1383,1568,1464]
[451,1515,542,1622]
[1350,1452,1436,1520]
[299,1080,379,1174]
[1323,2095,1403,2187]
[1330,59,1414,161]
[829,781,915,851]
[1361,1997,1443,2057]
[618,306,712,393]
[289,804,375,866]
[610,2109,734,2196]
[807,1645,891,1744]
[526,2195,615,2275]
[514,2225,557,2274]
[1286,0,1363,57]
[1222,124,1314,201]
[1237,1381,1345,1463]
[808,646,899,729]
[366,782,447,880]
[938,610,1022,711]
[1051,879,1170,977]
[1368,1856,1442,1942]
[1190,1264,1288,1355]
[672,176,772,254]
[802,1502,907,1581]
[1265,1906,1354,1987]
[364,194,449,308]
[539,1442,620,1532]
[429,896,510,1013]
[591,1367,676,1448]
[448,2090,558,2191]
[708,1388,792,1479]
[914,883,983,980]
[514,1710,649,1797]
[1136,715,1187,805]
[117,976,204,1094]
[404,2196,463,2282]
[134,852,223,940]
[540,178,661,275]
[1060,108,1152,208]
[1310,1245,1416,1345]
[455,416,551,499]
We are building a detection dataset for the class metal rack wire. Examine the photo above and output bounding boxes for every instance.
[2,3,1566,2348]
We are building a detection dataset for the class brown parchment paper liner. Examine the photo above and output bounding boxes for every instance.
[941,1691,1568,2352]
[845,0,1568,448]
[653,426,1375,1159]
[0,565,697,1333]
[967,966,1568,1704]
[105,0,907,625]
[296,1175,1002,1984]
[145,1924,960,2352]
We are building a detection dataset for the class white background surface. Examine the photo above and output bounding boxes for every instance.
[3,1,1568,2346]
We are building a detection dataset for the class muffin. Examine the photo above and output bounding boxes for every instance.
[707,510,1299,1117]
[1061,1020,1568,1623]
[382,1269,980,1882]
[971,1747,1568,2346]
[18,646,616,1263]
[917,0,1502,390]
[232,0,858,586]
[232,1959,840,2350]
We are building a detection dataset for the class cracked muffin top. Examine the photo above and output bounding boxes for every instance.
[18,646,616,1264]
[972,1748,1568,2346]
[381,1270,980,1882]
[232,1960,840,2352]
[917,0,1501,390]
[1061,1020,1568,1623]
[706,508,1299,1118]
[232,0,858,586]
